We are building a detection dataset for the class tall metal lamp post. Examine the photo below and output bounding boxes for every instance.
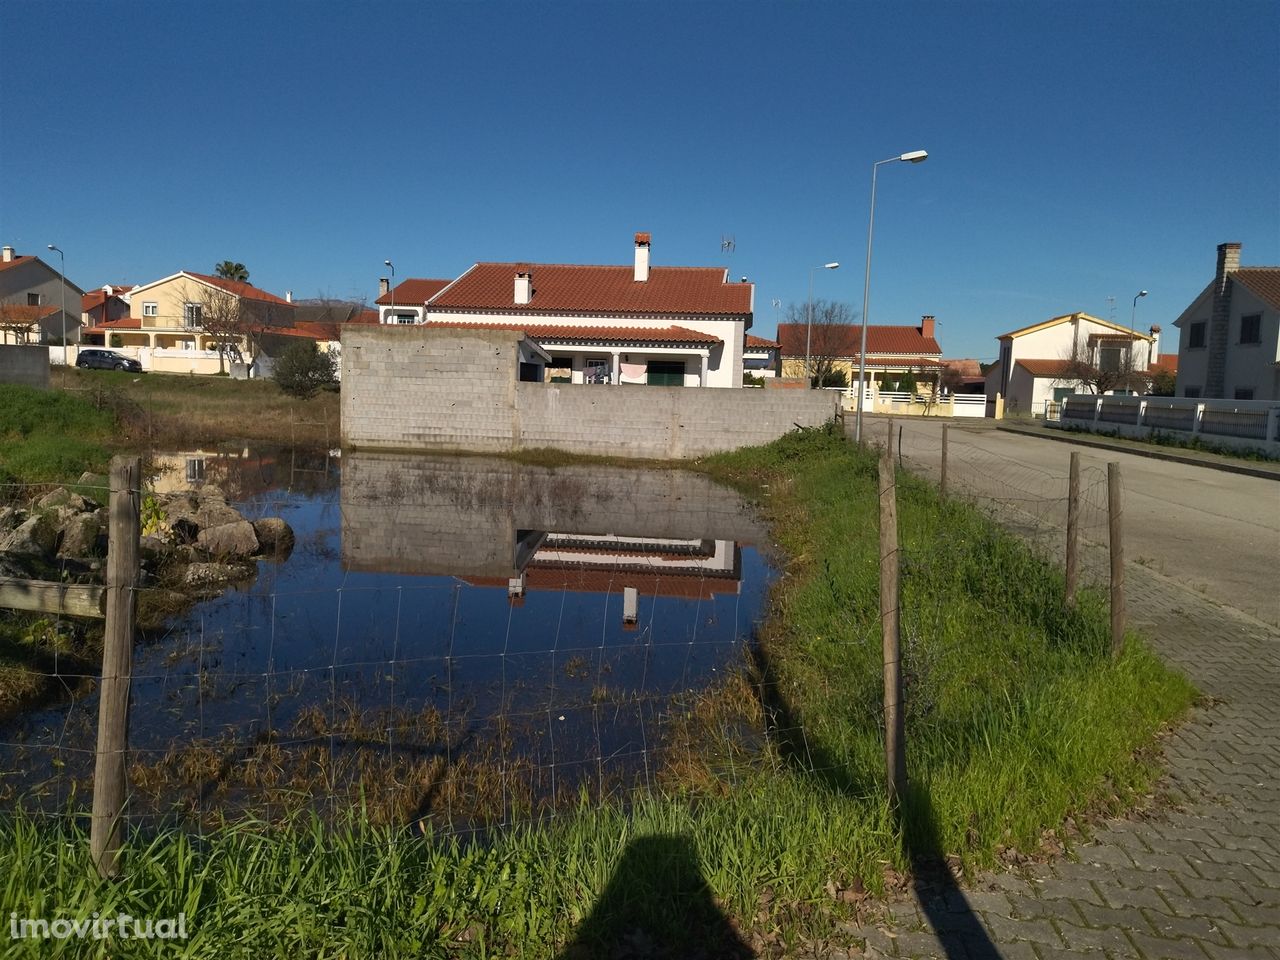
[47,244,68,365]
[1130,289,1148,390]
[384,259,395,324]
[854,150,928,444]
[805,262,840,384]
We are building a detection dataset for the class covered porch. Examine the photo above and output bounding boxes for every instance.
[541,342,714,387]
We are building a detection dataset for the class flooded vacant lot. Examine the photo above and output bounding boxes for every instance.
[1,448,774,828]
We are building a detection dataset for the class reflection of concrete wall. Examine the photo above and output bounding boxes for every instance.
[0,345,49,388]
[341,327,838,458]
[340,452,766,578]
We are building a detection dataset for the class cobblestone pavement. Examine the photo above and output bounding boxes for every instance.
[833,422,1280,959]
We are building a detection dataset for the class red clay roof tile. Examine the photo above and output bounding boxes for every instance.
[183,272,293,306]
[776,322,942,358]
[427,321,721,345]
[430,263,751,316]
[375,278,453,306]
[745,334,779,348]
[1234,268,1280,311]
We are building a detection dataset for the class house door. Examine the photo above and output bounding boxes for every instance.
[646,360,685,386]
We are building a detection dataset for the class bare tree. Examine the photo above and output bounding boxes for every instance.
[182,282,287,374]
[1058,334,1150,395]
[786,299,857,387]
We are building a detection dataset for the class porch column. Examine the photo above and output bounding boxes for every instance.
[698,351,708,387]
[610,350,621,386]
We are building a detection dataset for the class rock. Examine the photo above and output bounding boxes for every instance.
[182,562,252,589]
[37,488,96,513]
[138,534,169,560]
[57,513,105,559]
[37,488,73,510]
[0,515,58,557]
[196,500,245,530]
[196,520,260,558]
[252,518,295,558]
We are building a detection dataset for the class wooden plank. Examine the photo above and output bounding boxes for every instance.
[0,576,105,618]
[1065,451,1080,606]
[1108,461,1125,657]
[878,448,906,804]
[91,455,141,879]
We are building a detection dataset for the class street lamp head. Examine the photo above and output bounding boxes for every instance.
[1137,290,1148,298]
[824,262,840,270]
[899,150,929,163]
[47,244,61,253]
[383,259,393,268]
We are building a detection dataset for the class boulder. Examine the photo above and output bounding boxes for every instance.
[252,517,295,559]
[38,488,96,513]
[0,515,59,558]
[182,562,252,590]
[57,513,105,559]
[196,520,260,558]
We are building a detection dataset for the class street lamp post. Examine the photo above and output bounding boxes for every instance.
[47,244,67,365]
[1130,289,1148,388]
[384,260,395,325]
[854,150,928,445]
[805,262,840,384]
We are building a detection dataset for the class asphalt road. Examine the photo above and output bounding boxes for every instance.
[857,417,1280,626]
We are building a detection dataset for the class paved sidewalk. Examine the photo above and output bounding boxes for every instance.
[835,425,1280,959]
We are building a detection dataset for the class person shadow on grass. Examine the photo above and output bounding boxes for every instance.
[555,834,753,960]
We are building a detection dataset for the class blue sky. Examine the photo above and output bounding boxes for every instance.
[2,0,1276,360]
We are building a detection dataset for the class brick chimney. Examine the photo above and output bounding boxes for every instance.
[920,315,936,340]
[1148,325,1160,369]
[378,277,389,297]
[1206,242,1242,398]
[514,270,532,305]
[634,232,651,283]
[1,246,13,263]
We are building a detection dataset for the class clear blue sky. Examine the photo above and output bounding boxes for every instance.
[3,0,1277,360]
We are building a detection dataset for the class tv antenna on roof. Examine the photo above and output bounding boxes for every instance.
[1105,295,1116,323]
[720,235,735,254]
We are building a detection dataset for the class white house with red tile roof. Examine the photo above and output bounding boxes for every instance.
[984,312,1159,415]
[417,233,753,388]
[776,316,943,385]
[1172,242,1280,401]
[0,245,86,345]
[744,334,780,378]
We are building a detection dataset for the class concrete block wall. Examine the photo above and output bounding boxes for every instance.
[0,345,50,389]
[340,451,768,578]
[342,327,840,459]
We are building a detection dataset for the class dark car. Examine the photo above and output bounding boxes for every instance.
[75,349,143,372]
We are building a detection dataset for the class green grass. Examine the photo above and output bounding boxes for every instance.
[0,384,113,486]
[0,426,1195,957]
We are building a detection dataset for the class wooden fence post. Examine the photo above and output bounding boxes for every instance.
[940,423,949,499]
[878,445,907,803]
[1065,452,1080,605]
[90,455,141,879]
[885,418,895,463]
[1107,461,1125,656]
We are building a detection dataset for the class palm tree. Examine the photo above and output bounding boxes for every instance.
[214,261,250,282]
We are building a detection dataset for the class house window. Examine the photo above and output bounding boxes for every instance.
[26,293,40,306]
[1097,344,1125,374]
[183,303,202,328]
[647,360,686,386]
[1239,314,1261,345]
[1183,386,1201,398]
[584,358,610,385]
[143,302,159,317]
[1234,387,1255,401]
[1188,321,1207,349]
[185,458,206,484]
[394,314,416,325]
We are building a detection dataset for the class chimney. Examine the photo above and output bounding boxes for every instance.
[1216,242,1241,281]
[1148,324,1160,369]
[285,290,293,303]
[1,246,13,263]
[920,315,936,340]
[514,270,532,305]
[634,232,651,283]
[378,277,389,297]
[1206,242,1242,399]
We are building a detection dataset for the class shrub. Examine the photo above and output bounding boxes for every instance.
[272,342,337,398]
[812,369,848,389]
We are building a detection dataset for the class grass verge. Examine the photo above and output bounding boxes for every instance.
[0,425,1195,957]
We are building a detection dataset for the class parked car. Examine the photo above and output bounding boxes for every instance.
[75,349,143,372]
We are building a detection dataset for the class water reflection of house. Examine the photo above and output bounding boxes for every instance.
[466,534,742,606]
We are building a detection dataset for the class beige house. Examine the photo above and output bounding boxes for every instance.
[81,271,295,374]
[985,312,1159,415]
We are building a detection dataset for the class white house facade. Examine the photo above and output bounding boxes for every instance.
[419,233,753,388]
[985,312,1159,415]
[1172,242,1280,402]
